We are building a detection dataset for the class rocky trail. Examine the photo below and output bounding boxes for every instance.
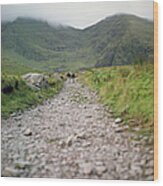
[1,80,154,180]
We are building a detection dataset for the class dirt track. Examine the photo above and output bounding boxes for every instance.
[1,80,154,180]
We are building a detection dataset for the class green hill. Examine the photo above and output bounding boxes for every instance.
[1,14,154,73]
[84,14,154,67]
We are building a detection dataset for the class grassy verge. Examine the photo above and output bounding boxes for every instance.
[79,63,154,136]
[1,73,64,118]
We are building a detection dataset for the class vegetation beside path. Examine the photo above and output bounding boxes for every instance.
[79,63,154,137]
[1,73,64,118]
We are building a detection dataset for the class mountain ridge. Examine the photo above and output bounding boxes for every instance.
[1,14,154,72]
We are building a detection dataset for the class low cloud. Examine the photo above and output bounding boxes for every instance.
[1,1,153,29]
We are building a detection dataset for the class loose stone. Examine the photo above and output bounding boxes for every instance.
[24,128,32,136]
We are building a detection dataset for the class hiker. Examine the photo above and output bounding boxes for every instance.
[71,73,76,83]
[66,72,76,83]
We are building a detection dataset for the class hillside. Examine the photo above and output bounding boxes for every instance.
[1,14,154,72]
[84,14,154,67]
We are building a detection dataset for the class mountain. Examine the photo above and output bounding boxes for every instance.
[1,14,154,73]
[84,14,154,67]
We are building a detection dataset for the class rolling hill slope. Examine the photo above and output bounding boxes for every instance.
[1,14,154,73]
[84,14,154,67]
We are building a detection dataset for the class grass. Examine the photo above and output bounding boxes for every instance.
[79,63,154,136]
[1,73,64,118]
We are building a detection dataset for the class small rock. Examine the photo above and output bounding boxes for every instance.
[58,140,65,147]
[115,127,124,133]
[24,128,32,136]
[66,135,74,146]
[2,167,21,177]
[123,125,129,130]
[14,116,22,121]
[59,123,65,126]
[98,132,105,137]
[95,161,104,166]
[132,141,141,147]
[97,117,103,120]
[12,154,19,160]
[79,162,93,175]
[15,161,31,169]
[76,132,85,139]
[107,109,113,113]
[133,127,140,131]
[131,165,143,175]
[95,166,107,176]
[112,123,118,128]
[115,118,122,124]
[82,142,91,147]
[106,161,116,172]
[10,112,17,117]
[85,115,92,118]
[7,134,14,139]
[145,168,153,176]
[17,123,22,127]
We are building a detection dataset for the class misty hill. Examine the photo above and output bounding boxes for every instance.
[84,14,154,67]
[1,14,154,73]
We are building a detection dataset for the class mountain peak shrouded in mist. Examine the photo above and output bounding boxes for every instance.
[1,14,154,71]
[1,1,153,29]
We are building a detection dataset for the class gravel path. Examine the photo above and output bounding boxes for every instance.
[1,80,154,180]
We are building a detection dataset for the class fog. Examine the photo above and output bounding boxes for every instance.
[1,1,153,29]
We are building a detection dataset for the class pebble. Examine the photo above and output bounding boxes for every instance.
[79,162,93,175]
[17,123,22,127]
[131,165,143,175]
[24,128,32,136]
[95,166,107,176]
[7,134,14,139]
[115,127,124,133]
[145,168,154,176]
[82,142,91,147]
[10,112,17,117]
[115,118,122,124]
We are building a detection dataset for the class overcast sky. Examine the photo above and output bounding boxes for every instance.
[1,1,154,29]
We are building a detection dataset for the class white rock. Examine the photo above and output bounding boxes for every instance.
[24,128,32,136]
[115,118,122,124]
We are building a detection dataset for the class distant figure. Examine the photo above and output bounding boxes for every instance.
[66,72,76,83]
[66,72,71,79]
[71,73,76,83]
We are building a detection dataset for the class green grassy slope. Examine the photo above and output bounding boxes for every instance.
[1,73,64,118]
[79,63,154,136]
[84,14,154,67]
[1,15,153,73]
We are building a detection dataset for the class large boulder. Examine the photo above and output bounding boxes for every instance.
[52,73,63,81]
[22,73,49,90]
